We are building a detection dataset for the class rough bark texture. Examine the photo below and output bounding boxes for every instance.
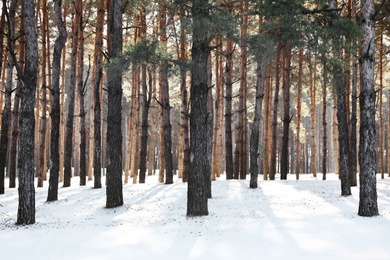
[309,56,317,178]
[358,0,378,217]
[280,47,291,180]
[224,38,234,180]
[17,0,38,225]
[47,0,67,201]
[187,0,210,216]
[249,62,266,188]
[322,62,327,180]
[106,0,123,208]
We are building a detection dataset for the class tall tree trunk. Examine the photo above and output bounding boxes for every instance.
[378,30,384,179]
[295,50,303,180]
[159,5,173,185]
[224,36,234,180]
[92,0,104,189]
[47,0,67,201]
[206,54,213,197]
[187,0,211,216]
[249,62,266,188]
[0,5,5,128]
[280,46,292,180]
[37,0,48,188]
[139,64,150,183]
[106,0,123,208]
[0,0,17,195]
[17,0,38,225]
[9,16,25,189]
[147,70,157,177]
[322,61,327,180]
[309,55,317,178]
[269,46,281,180]
[77,2,87,186]
[358,0,378,217]
[64,0,81,187]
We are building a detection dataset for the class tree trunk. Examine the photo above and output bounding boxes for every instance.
[358,0,378,217]
[269,47,281,180]
[37,0,48,188]
[187,0,211,216]
[139,65,150,183]
[295,50,303,180]
[0,0,17,195]
[0,5,5,129]
[77,2,87,186]
[147,70,157,177]
[249,62,266,188]
[224,37,234,180]
[17,0,38,225]
[280,46,292,180]
[9,17,25,188]
[322,61,327,180]
[47,0,67,201]
[309,55,317,178]
[64,0,81,187]
[106,0,123,208]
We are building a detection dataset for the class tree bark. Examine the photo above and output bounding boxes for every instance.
[48,0,67,201]
[17,0,38,225]
[295,50,303,180]
[322,61,327,180]
[0,0,17,195]
[64,0,81,187]
[187,0,211,216]
[309,55,317,178]
[280,46,292,180]
[249,62,266,188]
[106,0,123,208]
[358,0,378,217]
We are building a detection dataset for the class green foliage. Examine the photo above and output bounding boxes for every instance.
[247,34,277,62]
[109,38,171,71]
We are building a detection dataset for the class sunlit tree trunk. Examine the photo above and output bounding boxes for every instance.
[295,50,303,180]
[147,70,157,177]
[309,54,317,178]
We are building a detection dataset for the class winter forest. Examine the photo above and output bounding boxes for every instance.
[0,0,389,235]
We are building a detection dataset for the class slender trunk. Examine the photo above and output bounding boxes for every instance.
[309,55,317,178]
[77,4,87,186]
[280,46,292,180]
[322,61,327,180]
[269,46,281,180]
[139,65,150,183]
[48,0,67,201]
[295,50,303,180]
[37,0,48,188]
[0,6,5,128]
[224,37,234,180]
[358,0,378,217]
[0,0,17,195]
[147,70,157,177]
[379,31,384,179]
[64,0,81,187]
[249,62,266,188]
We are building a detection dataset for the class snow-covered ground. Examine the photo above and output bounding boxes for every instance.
[1,173,390,260]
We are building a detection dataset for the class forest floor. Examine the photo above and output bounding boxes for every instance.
[1,172,390,260]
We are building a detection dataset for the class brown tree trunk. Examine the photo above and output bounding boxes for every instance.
[322,62,327,180]
[147,69,157,177]
[378,31,384,179]
[309,55,317,178]
[295,49,303,180]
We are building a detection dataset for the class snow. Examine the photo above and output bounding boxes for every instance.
[1,173,390,260]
